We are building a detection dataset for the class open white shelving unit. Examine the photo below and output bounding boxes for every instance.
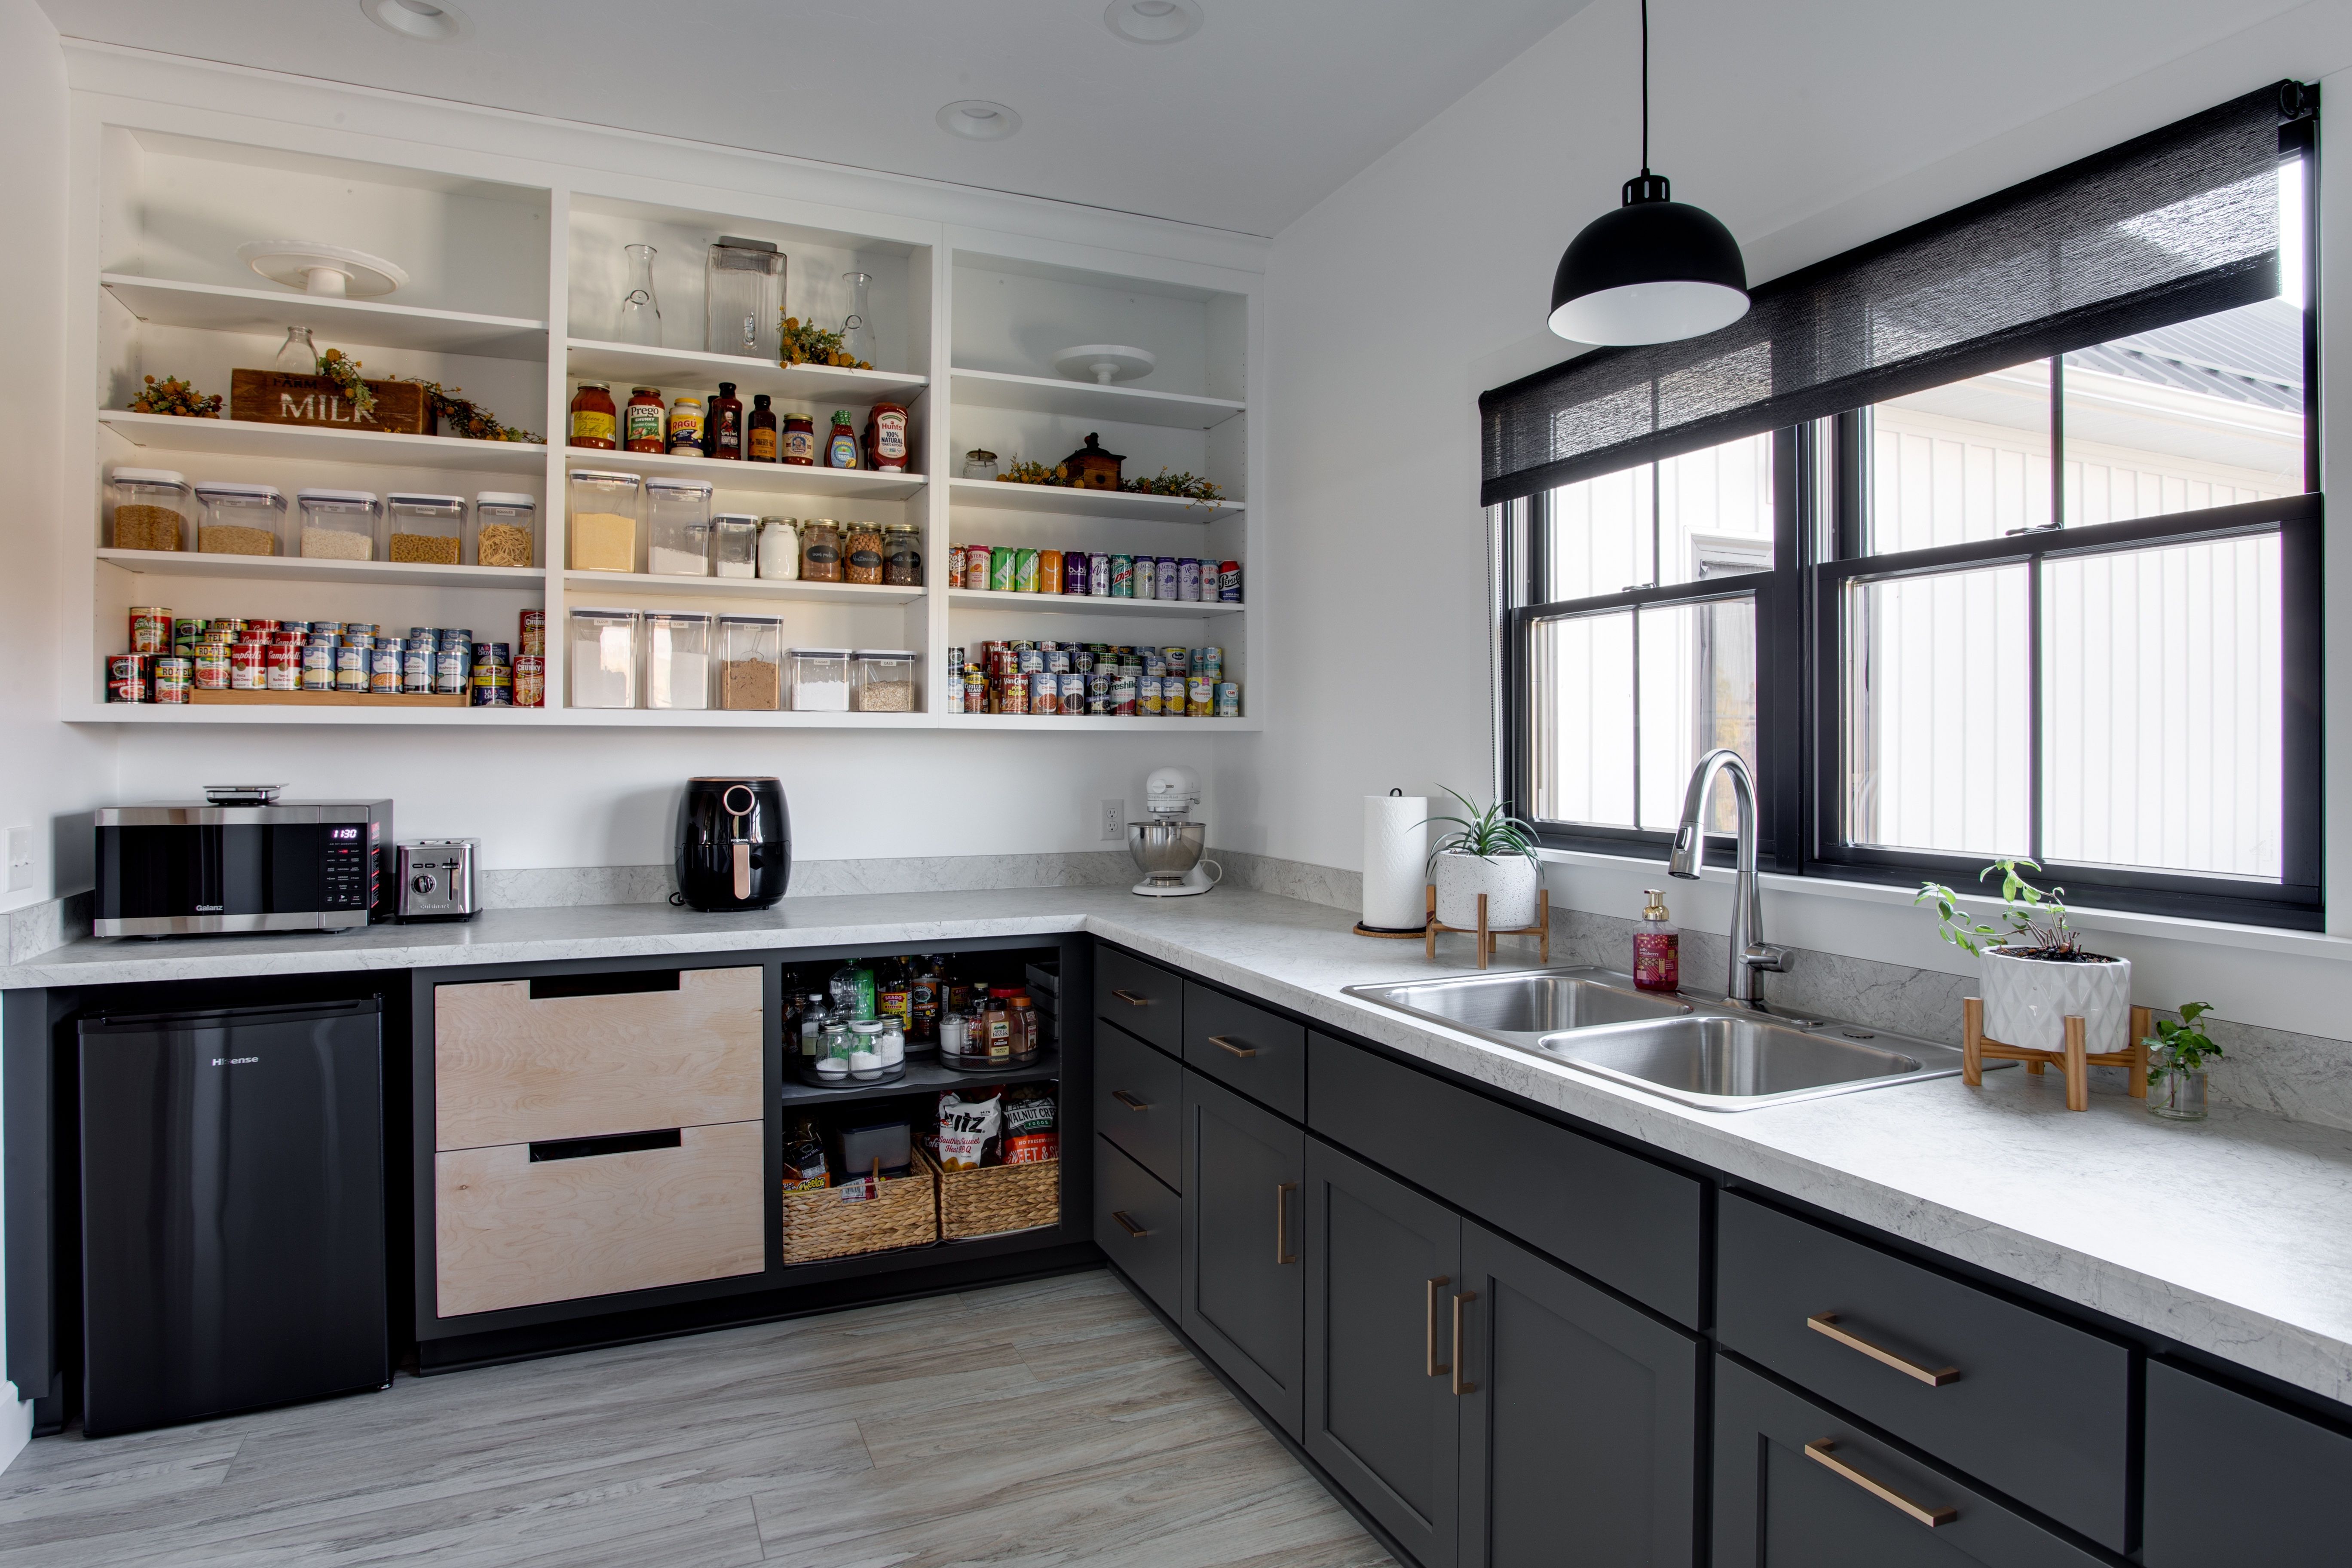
[63,119,1264,729]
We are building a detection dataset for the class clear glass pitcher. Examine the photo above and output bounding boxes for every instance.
[616,243,661,346]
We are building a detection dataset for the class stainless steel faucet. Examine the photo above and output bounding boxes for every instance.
[1668,748,1789,1009]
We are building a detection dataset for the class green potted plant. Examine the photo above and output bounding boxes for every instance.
[2146,1002,2224,1122]
[1423,788,1543,930]
[1916,859,2132,1055]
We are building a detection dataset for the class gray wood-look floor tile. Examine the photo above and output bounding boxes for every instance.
[0,1270,1393,1568]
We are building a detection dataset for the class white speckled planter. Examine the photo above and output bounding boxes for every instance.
[1432,851,1540,930]
[1980,946,2133,1054]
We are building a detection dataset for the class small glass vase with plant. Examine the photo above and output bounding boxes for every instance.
[1915,858,2134,1054]
[2146,1002,2223,1122]
[1422,788,1544,930]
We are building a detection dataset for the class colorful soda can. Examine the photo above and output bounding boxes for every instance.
[990,546,1018,592]
[1063,550,1090,594]
[1090,554,1112,596]
[1177,559,1201,601]
[1219,561,1243,601]
[1109,554,1133,597]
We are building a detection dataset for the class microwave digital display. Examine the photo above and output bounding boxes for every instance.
[329,826,360,841]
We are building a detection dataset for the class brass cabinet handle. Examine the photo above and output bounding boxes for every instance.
[1808,1314,1960,1387]
[1112,989,1152,1007]
[1110,1088,1150,1111]
[1451,1291,1477,1396]
[1804,1440,1957,1527]
[1426,1277,1452,1376]
[1276,1182,1298,1265]
[1209,1034,1258,1058]
[1111,1210,1151,1238]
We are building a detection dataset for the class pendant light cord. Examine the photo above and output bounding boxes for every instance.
[1639,0,1650,175]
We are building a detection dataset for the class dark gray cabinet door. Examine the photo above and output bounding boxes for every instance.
[1458,1222,1699,1568]
[1182,1069,1305,1437]
[2144,1360,2352,1566]
[1712,1357,2104,1568]
[1304,1139,1463,1568]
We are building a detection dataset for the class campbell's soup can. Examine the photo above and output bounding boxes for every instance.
[106,652,149,703]
[266,645,301,691]
[229,646,266,690]
[513,654,545,708]
[152,656,191,704]
[129,608,172,655]
[518,609,546,657]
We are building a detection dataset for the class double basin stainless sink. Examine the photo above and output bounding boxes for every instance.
[1343,968,1975,1112]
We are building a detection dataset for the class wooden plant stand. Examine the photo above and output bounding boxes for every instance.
[1962,998,2152,1112]
[1424,885,1549,970]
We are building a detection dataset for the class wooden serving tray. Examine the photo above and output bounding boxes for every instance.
[230,369,430,434]
[190,688,468,707]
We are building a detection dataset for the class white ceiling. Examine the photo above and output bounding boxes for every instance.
[37,0,1595,236]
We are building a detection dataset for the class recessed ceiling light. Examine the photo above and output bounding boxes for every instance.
[936,100,1023,141]
[1106,0,1202,44]
[360,0,470,42]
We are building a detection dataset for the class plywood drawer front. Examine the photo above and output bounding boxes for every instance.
[1097,1022,1183,1190]
[1182,981,1306,1122]
[1718,1193,2132,1551]
[1096,946,1182,1054]
[435,1120,763,1318]
[1095,1134,1181,1318]
[435,966,763,1150]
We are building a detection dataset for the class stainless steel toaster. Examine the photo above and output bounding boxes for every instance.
[395,839,478,922]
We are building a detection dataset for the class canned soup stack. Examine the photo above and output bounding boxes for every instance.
[949,641,1238,717]
[113,606,548,707]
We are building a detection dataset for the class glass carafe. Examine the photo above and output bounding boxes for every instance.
[273,326,316,374]
[616,243,661,346]
[842,270,877,366]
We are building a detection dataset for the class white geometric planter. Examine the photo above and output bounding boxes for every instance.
[1979,946,2133,1054]
[1432,851,1540,931]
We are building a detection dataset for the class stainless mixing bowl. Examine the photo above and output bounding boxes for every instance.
[1128,820,1206,884]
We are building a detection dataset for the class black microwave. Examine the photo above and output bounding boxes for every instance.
[94,798,393,937]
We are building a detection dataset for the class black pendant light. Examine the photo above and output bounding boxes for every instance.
[1549,0,1749,346]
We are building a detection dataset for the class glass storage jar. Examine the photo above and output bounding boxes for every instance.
[473,492,538,568]
[717,615,783,710]
[192,482,285,556]
[385,493,465,565]
[799,518,844,582]
[567,469,642,573]
[842,521,885,584]
[711,514,760,578]
[790,647,851,711]
[646,476,713,576]
[851,649,918,713]
[568,607,640,708]
[640,611,712,710]
[757,516,799,580]
[109,467,191,552]
[882,522,922,586]
[295,490,380,561]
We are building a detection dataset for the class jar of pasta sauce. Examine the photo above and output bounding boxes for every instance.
[568,383,616,449]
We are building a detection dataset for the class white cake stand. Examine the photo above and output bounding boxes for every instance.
[235,241,411,299]
[1052,344,1157,384]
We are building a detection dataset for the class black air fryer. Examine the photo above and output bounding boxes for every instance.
[677,777,790,911]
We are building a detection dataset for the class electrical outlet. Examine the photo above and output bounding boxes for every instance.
[1100,799,1126,841]
[6,825,34,894]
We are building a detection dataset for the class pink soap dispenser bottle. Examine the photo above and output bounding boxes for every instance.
[1633,888,1680,992]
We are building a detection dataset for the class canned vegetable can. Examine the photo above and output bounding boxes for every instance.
[514,655,545,708]
[1217,681,1240,717]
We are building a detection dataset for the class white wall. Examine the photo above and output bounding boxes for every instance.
[1258,0,2352,1033]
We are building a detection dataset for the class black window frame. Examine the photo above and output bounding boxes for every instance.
[1502,119,2323,928]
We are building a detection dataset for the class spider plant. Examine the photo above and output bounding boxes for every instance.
[1421,788,1541,869]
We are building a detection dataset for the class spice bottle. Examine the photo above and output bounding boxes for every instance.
[623,386,665,452]
[1633,889,1680,992]
[709,381,744,459]
[783,412,816,466]
[568,383,616,449]
[747,394,779,462]
[825,409,859,469]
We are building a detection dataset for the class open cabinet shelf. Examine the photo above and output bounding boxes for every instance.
[944,477,1240,524]
[101,410,550,475]
[567,338,928,402]
[103,274,549,359]
[564,447,925,500]
[948,368,1242,431]
[97,548,544,592]
[562,570,924,607]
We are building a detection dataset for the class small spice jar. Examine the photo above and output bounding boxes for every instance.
[718,615,783,710]
[623,386,665,453]
[843,521,885,585]
[109,468,191,552]
[782,412,816,466]
[882,521,923,586]
[799,518,844,582]
[295,490,380,561]
[385,493,465,565]
[711,514,760,578]
[756,516,799,580]
[473,492,538,569]
[568,382,617,449]
[193,482,285,556]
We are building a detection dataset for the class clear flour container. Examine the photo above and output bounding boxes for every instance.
[641,611,712,710]
[569,607,640,708]
[790,647,851,712]
[567,470,642,573]
[646,477,713,576]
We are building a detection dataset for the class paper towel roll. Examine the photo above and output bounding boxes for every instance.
[1362,794,1431,931]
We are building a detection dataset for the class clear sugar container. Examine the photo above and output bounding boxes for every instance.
[645,477,713,576]
[790,647,851,711]
[296,489,381,561]
[641,611,712,710]
[712,514,760,578]
[568,607,640,708]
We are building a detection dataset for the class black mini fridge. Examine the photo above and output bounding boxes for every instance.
[78,997,389,1436]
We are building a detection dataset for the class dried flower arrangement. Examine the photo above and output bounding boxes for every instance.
[126,374,223,418]
[401,378,540,444]
[780,314,874,369]
[992,457,1225,509]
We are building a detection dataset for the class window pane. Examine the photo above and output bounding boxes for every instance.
[1526,609,1635,826]
[1866,361,2052,553]
[1843,566,2030,856]
[1639,597,1758,832]
[1657,435,1774,585]
[1545,466,1651,601]
[2042,536,2282,877]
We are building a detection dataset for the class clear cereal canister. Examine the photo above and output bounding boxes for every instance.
[295,489,381,561]
[384,493,466,565]
[472,492,539,569]
[851,649,918,712]
[193,482,286,556]
[568,607,640,708]
[108,467,191,552]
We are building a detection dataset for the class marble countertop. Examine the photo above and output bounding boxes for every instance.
[11,887,2352,1408]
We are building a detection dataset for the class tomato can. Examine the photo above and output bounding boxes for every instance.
[513,654,545,708]
[129,608,172,654]
[106,652,149,703]
[152,656,191,704]
[193,650,231,690]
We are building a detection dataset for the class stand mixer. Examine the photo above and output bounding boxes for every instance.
[1128,765,1222,897]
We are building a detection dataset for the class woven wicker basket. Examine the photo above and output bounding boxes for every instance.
[937,1152,1060,1241]
[779,1154,938,1266]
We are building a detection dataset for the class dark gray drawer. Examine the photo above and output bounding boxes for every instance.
[1718,1194,2131,1552]
[2145,1360,2352,1566]
[1096,1022,1182,1190]
[1182,981,1306,1122]
[1309,1033,1703,1327]
[1096,947,1181,1054]
[1095,1134,1180,1318]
